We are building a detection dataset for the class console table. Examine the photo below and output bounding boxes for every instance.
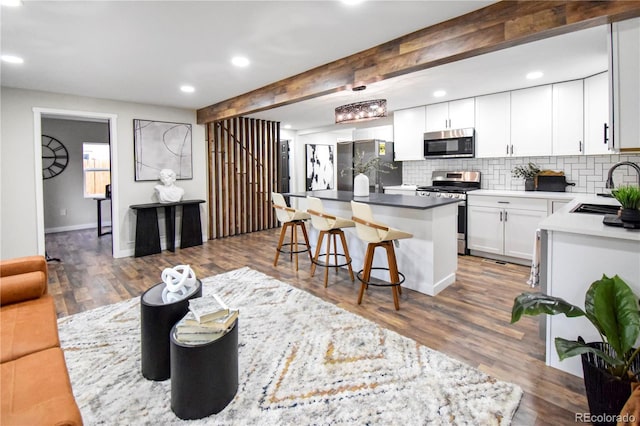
[93,197,111,237]
[130,199,205,258]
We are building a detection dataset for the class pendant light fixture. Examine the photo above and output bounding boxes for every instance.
[335,86,387,124]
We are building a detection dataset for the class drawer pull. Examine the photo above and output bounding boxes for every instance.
[498,201,510,204]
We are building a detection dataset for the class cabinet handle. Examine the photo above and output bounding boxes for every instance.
[510,145,514,155]
[504,211,508,221]
[579,141,582,152]
[499,211,503,221]
[498,201,510,204]
[604,123,609,145]
[506,145,509,155]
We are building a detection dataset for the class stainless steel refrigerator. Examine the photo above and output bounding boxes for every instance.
[336,140,402,193]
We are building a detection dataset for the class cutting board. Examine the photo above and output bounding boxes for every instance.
[536,175,576,192]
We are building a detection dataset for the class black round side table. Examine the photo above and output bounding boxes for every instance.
[140,279,202,381]
[170,319,239,420]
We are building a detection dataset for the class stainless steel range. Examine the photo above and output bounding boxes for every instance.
[417,171,481,255]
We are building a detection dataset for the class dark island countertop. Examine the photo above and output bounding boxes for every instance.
[286,191,460,210]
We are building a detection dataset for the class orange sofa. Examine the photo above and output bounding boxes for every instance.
[0,255,83,426]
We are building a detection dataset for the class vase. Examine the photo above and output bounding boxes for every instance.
[524,178,535,191]
[353,173,370,197]
[620,208,640,224]
[580,340,640,426]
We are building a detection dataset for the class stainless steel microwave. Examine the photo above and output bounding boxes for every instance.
[424,128,475,159]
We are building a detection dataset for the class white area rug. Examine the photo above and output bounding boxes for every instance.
[58,267,523,425]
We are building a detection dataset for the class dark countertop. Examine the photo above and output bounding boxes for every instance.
[286,190,460,210]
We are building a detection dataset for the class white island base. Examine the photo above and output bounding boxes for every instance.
[293,197,459,297]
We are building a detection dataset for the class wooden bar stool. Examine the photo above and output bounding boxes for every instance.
[350,200,413,310]
[306,196,355,287]
[272,192,311,271]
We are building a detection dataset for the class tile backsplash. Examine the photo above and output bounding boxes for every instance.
[402,154,640,194]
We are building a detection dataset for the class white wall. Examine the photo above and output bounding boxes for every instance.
[42,118,110,232]
[0,87,207,259]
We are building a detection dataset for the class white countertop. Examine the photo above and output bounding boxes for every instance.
[469,189,576,200]
[540,195,640,241]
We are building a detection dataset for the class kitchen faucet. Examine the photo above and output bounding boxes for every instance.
[605,161,640,189]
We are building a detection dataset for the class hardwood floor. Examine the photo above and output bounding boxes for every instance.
[45,228,587,425]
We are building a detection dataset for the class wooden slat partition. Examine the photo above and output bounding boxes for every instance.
[208,117,280,239]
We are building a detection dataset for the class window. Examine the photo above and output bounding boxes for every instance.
[83,143,110,197]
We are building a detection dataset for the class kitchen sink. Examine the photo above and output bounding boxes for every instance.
[570,203,620,215]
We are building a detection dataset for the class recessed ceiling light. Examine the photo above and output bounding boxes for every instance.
[231,56,250,67]
[341,0,365,5]
[1,0,23,7]
[283,124,292,129]
[1,54,24,64]
[433,90,446,98]
[180,85,195,93]
[526,71,544,80]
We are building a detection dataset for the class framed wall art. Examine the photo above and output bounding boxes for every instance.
[306,144,334,190]
[133,119,192,181]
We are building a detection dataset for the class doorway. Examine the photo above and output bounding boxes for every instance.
[33,108,120,258]
[278,139,290,203]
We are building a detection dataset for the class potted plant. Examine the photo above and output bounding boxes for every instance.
[612,185,640,224]
[511,274,640,423]
[511,162,540,191]
[341,151,396,197]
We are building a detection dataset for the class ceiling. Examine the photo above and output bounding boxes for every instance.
[1,1,608,132]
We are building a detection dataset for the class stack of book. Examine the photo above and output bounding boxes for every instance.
[174,294,239,344]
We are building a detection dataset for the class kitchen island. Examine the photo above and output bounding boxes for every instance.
[539,195,640,377]
[287,191,460,296]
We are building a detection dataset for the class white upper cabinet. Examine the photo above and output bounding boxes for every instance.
[475,92,511,158]
[510,85,553,157]
[583,72,611,155]
[425,98,475,131]
[610,17,640,151]
[393,106,425,161]
[353,125,393,142]
[552,80,584,155]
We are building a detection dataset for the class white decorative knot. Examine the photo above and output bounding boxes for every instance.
[161,264,196,293]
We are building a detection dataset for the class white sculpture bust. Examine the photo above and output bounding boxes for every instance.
[154,169,184,203]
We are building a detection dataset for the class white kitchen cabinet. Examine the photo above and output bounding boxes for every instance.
[425,98,475,132]
[610,17,640,152]
[510,85,553,157]
[583,72,611,155]
[393,106,425,161]
[503,208,547,259]
[353,125,393,142]
[552,80,584,155]
[467,205,504,255]
[475,92,511,158]
[468,195,547,262]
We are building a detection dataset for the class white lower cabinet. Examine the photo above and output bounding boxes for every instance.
[468,195,547,261]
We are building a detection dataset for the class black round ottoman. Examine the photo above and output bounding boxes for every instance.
[170,319,239,420]
[140,280,202,381]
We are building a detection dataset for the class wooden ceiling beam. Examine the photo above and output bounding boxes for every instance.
[197,0,640,125]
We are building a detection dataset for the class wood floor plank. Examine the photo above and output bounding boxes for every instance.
[44,228,588,425]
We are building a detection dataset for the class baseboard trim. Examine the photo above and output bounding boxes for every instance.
[45,222,112,234]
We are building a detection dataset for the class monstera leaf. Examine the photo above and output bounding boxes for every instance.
[510,292,585,323]
[585,275,640,361]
